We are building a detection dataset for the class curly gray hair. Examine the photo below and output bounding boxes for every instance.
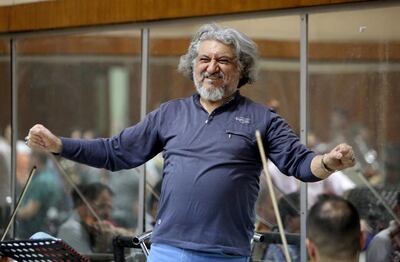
[178,23,258,88]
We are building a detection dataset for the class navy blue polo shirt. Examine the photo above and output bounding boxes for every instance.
[60,91,318,256]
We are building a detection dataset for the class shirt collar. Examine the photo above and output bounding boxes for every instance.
[193,90,241,111]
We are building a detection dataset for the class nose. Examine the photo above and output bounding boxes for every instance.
[206,59,220,74]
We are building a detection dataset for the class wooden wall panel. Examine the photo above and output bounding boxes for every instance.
[6,36,400,62]
[0,64,11,132]
[0,6,10,32]
[0,0,374,33]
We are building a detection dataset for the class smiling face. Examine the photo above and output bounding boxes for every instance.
[193,40,241,102]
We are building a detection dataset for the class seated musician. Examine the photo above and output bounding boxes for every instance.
[57,182,133,254]
[307,195,362,262]
[264,192,301,262]
[366,191,400,262]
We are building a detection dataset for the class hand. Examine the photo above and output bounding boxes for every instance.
[89,220,115,253]
[91,220,115,234]
[26,124,62,153]
[91,220,133,236]
[323,143,356,171]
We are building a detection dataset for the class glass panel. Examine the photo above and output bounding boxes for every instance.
[232,17,301,262]
[309,5,400,256]
[0,38,11,238]
[15,30,142,257]
[148,16,301,261]
[145,23,195,234]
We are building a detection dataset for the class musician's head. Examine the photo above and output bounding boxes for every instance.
[278,192,300,233]
[178,23,258,102]
[307,195,362,262]
[72,182,114,220]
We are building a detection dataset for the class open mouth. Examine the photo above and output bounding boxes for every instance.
[205,76,222,81]
[202,72,224,81]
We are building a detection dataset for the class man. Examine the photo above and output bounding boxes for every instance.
[366,192,400,262]
[26,23,355,261]
[17,150,62,239]
[264,192,301,262]
[306,195,362,262]
[57,182,132,254]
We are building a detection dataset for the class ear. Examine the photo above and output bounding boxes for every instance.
[306,239,316,261]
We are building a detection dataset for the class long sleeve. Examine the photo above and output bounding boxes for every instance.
[265,112,318,182]
[366,226,393,262]
[60,109,163,171]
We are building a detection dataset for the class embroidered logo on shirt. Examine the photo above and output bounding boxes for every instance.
[235,116,251,124]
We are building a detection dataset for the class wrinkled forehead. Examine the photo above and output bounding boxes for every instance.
[197,40,236,58]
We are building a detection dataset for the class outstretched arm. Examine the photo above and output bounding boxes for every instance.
[26,107,163,171]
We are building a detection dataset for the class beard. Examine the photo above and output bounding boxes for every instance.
[196,83,225,102]
[194,71,235,102]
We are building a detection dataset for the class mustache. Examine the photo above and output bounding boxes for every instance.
[201,71,224,80]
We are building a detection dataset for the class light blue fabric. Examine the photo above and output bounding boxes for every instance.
[148,243,250,262]
[30,231,58,240]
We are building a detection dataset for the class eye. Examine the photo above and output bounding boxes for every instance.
[199,57,210,63]
[218,59,230,64]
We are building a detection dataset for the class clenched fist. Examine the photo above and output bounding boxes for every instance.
[25,124,63,154]
[323,143,356,171]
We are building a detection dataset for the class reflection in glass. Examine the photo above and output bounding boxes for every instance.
[309,6,400,252]
[14,31,141,255]
[0,38,11,239]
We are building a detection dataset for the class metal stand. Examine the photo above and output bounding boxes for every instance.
[113,230,272,262]
[0,238,90,261]
[113,231,152,262]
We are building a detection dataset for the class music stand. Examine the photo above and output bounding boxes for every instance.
[0,238,90,261]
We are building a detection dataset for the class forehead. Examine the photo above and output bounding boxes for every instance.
[95,190,112,202]
[197,40,235,57]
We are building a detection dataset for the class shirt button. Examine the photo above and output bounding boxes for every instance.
[205,120,208,124]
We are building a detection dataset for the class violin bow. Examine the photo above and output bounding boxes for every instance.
[256,130,292,262]
[1,166,37,241]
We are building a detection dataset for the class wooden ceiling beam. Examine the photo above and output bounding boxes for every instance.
[0,0,373,34]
